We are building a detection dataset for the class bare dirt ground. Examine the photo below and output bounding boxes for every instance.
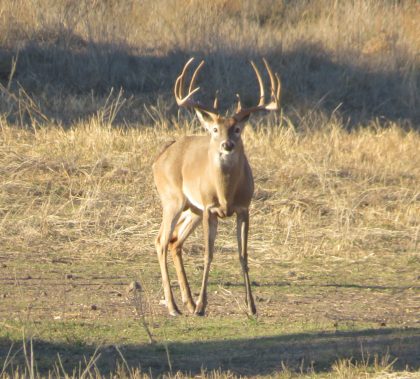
[1,246,419,376]
[1,248,419,326]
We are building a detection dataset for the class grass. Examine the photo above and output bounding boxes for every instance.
[0,0,419,378]
[0,0,419,125]
[1,120,419,377]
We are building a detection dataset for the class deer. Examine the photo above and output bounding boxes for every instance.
[152,57,280,316]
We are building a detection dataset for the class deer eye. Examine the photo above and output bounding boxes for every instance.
[213,127,218,133]
[235,127,241,134]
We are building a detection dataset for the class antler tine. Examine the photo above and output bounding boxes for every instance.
[250,61,265,106]
[188,60,204,94]
[233,59,281,121]
[236,93,242,113]
[262,58,277,102]
[173,58,220,117]
[174,76,182,103]
[174,58,202,107]
[175,79,200,106]
[275,72,281,102]
[213,90,219,110]
[175,57,193,102]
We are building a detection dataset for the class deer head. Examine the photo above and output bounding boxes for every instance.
[174,58,281,156]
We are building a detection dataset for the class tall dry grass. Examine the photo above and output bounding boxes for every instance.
[0,0,419,125]
[1,117,418,270]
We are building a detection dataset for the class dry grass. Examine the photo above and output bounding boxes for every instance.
[1,115,419,377]
[1,118,418,268]
[0,0,419,124]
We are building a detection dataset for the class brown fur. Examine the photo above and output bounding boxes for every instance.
[154,140,176,162]
[153,58,279,316]
[153,116,256,316]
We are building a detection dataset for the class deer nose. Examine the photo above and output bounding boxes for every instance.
[221,140,235,152]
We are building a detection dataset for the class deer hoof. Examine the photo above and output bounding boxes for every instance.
[194,302,206,316]
[248,304,257,316]
[185,302,196,314]
[168,309,181,317]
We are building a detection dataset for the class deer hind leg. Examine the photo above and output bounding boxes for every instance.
[236,209,256,315]
[195,207,218,316]
[156,202,184,316]
[169,209,202,314]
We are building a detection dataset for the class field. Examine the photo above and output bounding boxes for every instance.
[0,1,419,378]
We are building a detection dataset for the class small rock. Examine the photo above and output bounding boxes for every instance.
[380,322,386,327]
[65,274,73,279]
[91,304,98,310]
[1,263,7,268]
[0,293,7,298]
[41,291,48,297]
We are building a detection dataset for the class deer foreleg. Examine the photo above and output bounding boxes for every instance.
[236,209,256,315]
[195,207,218,315]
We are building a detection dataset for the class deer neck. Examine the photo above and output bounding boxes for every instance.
[208,144,245,213]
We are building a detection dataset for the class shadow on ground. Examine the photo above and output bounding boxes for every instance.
[1,328,419,376]
[220,280,420,292]
[0,28,418,128]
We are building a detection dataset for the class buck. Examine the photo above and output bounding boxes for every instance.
[153,58,280,316]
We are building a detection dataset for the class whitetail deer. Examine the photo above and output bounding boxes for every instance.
[153,58,280,316]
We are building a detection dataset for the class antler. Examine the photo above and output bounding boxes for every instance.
[233,58,281,122]
[174,58,280,121]
[174,58,219,116]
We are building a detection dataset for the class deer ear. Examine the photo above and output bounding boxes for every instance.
[195,109,217,132]
[233,113,250,124]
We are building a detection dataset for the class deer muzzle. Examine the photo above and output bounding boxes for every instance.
[221,140,235,153]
